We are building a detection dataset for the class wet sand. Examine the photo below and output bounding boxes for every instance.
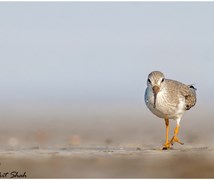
[0,104,214,178]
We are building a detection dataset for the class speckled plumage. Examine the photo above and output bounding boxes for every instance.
[144,71,197,149]
[145,71,197,121]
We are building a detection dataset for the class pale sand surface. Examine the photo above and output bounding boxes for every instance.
[0,146,214,178]
[0,104,213,178]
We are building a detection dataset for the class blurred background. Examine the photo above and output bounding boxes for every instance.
[0,2,214,149]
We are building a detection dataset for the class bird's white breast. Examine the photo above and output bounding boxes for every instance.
[145,87,186,120]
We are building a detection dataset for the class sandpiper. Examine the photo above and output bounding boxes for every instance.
[144,71,197,150]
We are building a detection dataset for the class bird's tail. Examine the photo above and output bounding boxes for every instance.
[188,84,197,91]
[186,84,197,110]
[188,84,197,97]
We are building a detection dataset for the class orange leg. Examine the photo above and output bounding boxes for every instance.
[170,125,184,145]
[162,118,171,150]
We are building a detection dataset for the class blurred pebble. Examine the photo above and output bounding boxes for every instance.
[68,135,81,145]
[35,130,48,144]
[8,137,19,147]
[105,138,112,145]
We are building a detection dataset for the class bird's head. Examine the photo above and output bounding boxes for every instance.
[147,71,165,108]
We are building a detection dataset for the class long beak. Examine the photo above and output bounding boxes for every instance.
[152,86,160,108]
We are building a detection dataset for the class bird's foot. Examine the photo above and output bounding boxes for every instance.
[162,141,171,150]
[170,136,184,146]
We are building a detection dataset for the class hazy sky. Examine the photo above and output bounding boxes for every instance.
[0,2,213,106]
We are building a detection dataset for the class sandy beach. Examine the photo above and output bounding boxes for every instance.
[0,146,214,178]
[0,104,214,178]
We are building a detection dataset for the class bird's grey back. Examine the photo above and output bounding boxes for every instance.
[165,79,197,110]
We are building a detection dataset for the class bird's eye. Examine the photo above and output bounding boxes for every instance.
[147,79,151,83]
[161,78,165,82]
